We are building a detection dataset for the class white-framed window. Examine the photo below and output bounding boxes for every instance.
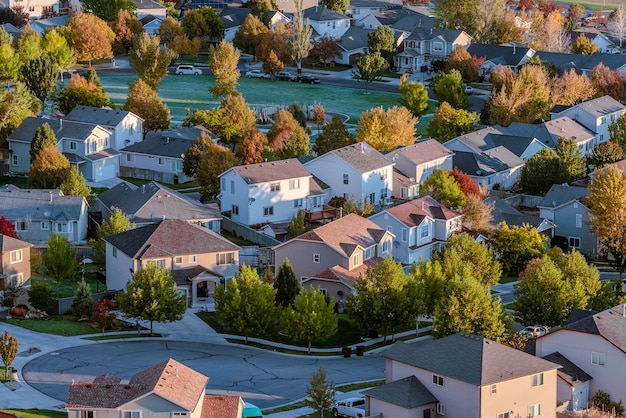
[10,249,23,264]
[496,413,510,418]
[264,206,274,216]
[491,384,496,395]
[312,196,322,208]
[12,154,18,165]
[271,182,280,192]
[420,224,429,238]
[294,199,303,208]
[402,228,408,242]
[528,404,541,417]
[171,413,188,418]
[148,259,166,268]
[432,374,444,386]
[79,411,94,418]
[70,141,77,150]
[90,141,97,152]
[353,253,360,266]
[41,222,49,230]
[56,222,73,233]
[364,246,374,260]
[380,188,388,200]
[189,255,197,263]
[230,180,235,193]
[433,42,444,52]
[313,253,320,263]
[591,352,606,366]
[123,412,140,418]
[9,273,23,287]
[15,221,27,231]
[569,237,581,248]
[112,247,117,258]
[382,240,389,253]
[217,252,235,265]
[573,202,578,209]
[437,404,445,415]
[232,205,239,215]
[221,177,226,191]
[343,174,349,184]
[158,157,165,165]
[531,372,543,387]
[175,256,183,264]
[576,213,582,228]
[290,179,300,189]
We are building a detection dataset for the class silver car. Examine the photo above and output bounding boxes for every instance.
[176,65,202,75]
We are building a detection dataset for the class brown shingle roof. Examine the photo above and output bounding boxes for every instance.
[312,257,383,287]
[559,304,626,353]
[386,196,461,227]
[232,159,311,184]
[0,234,32,252]
[390,139,453,166]
[201,395,243,418]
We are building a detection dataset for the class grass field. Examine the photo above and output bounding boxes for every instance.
[0,410,66,418]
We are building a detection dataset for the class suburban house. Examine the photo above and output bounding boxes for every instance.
[388,139,454,199]
[336,26,373,65]
[304,6,351,39]
[534,50,626,76]
[345,0,400,21]
[119,126,215,184]
[103,219,240,307]
[466,43,535,79]
[29,15,71,35]
[94,181,221,232]
[451,149,524,190]
[64,106,143,151]
[536,304,626,410]
[369,196,462,265]
[305,142,394,206]
[394,27,472,72]
[4,0,58,19]
[537,184,595,255]
[220,7,252,42]
[0,234,32,292]
[129,0,166,19]
[541,351,592,411]
[140,15,163,36]
[364,333,560,418]
[6,116,119,182]
[569,28,614,53]
[550,95,626,147]
[0,185,89,245]
[507,116,596,156]
[219,158,331,227]
[273,213,394,300]
[357,7,432,31]
[66,358,245,418]
[485,197,555,235]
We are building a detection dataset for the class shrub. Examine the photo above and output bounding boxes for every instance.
[71,279,94,319]
[27,281,54,311]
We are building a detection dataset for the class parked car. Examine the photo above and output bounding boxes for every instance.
[464,84,474,94]
[245,69,271,79]
[332,397,365,418]
[520,325,549,339]
[243,402,263,418]
[275,71,297,81]
[298,74,321,84]
[176,65,202,75]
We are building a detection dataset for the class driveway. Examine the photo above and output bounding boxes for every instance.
[22,340,385,409]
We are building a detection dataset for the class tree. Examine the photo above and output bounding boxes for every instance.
[182,132,215,177]
[0,331,17,380]
[322,0,348,13]
[196,143,240,200]
[28,145,70,189]
[309,35,341,65]
[591,63,626,101]
[0,8,18,26]
[433,69,468,109]
[355,106,417,152]
[0,83,38,147]
[233,14,268,56]
[438,232,502,288]
[462,194,494,233]
[609,113,626,150]
[348,258,412,344]
[30,123,57,162]
[218,94,258,147]
[209,40,241,99]
[237,129,268,164]
[91,208,134,260]
[288,0,313,74]
[92,299,115,334]
[589,141,624,169]
[67,13,115,66]
[556,136,587,181]
[251,0,273,26]
[490,223,547,274]
[410,258,446,317]
[28,281,54,310]
[158,16,184,48]
[398,74,429,118]
[55,72,112,113]
[450,167,480,197]
[129,33,175,90]
[0,29,20,83]
[571,34,599,55]
[420,169,466,209]
[214,265,276,343]
[81,0,136,22]
[444,46,479,82]
[368,25,396,63]
[433,0,481,39]
[352,52,387,94]
[0,216,18,238]
[61,166,91,200]
[118,263,186,335]
[20,54,57,108]
[42,29,76,78]
[111,9,143,54]
[284,287,337,353]
[305,367,336,418]
[17,27,41,64]
[567,3,585,21]
[314,114,355,155]
[549,68,595,106]
[256,24,290,63]
[433,276,510,340]
[263,49,284,78]
[43,234,76,285]
[519,148,569,195]
[609,5,626,47]
[427,102,477,142]
[275,259,300,307]
[123,79,170,133]
[312,102,325,134]
[266,109,310,158]
[71,278,94,320]
[287,211,308,239]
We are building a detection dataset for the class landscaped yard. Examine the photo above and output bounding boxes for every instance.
[0,314,125,336]
[1,410,67,418]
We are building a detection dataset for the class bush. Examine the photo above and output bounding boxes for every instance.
[71,279,94,319]
[27,281,55,311]
[593,390,625,416]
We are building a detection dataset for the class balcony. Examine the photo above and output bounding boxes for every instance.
[303,205,339,223]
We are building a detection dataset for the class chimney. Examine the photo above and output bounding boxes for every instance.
[49,191,53,203]
[142,185,146,193]
[176,368,179,377]
[513,44,516,55]
[59,119,63,131]
[421,200,425,210]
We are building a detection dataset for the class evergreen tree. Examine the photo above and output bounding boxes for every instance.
[313,114,355,155]
[275,259,299,307]
[71,278,94,319]
[30,122,57,162]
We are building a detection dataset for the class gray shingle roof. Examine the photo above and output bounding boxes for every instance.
[304,6,347,21]
[507,117,595,148]
[339,26,373,51]
[467,43,533,67]
[370,8,426,27]
[65,106,141,127]
[537,184,588,208]
[384,333,560,386]
[329,142,392,173]
[452,149,522,176]
[551,95,625,119]
[389,138,453,166]
[363,376,437,408]
[406,27,466,42]
[542,352,592,386]
[8,117,111,144]
[230,158,311,184]
[0,187,85,223]
[557,305,626,353]
[451,128,538,158]
[122,127,214,158]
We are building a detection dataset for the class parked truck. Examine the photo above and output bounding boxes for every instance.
[332,397,366,418]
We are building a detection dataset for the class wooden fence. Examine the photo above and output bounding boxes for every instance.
[221,218,280,248]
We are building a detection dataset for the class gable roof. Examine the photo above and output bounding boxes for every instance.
[384,196,461,227]
[406,27,468,43]
[325,142,392,173]
[450,127,539,158]
[452,149,523,177]
[507,116,595,148]
[219,7,252,29]
[65,106,142,127]
[363,375,437,408]
[551,95,625,119]
[66,358,208,410]
[201,395,243,418]
[310,256,383,287]
[339,26,373,51]
[467,43,534,67]
[390,139,453,166]
[385,333,560,386]
[0,187,85,223]
[228,158,311,184]
[485,197,552,231]
[542,352,592,387]
[103,219,239,259]
[537,184,588,209]
[304,6,348,21]
[369,8,426,27]
[0,234,32,252]
[555,304,626,354]
[122,126,215,158]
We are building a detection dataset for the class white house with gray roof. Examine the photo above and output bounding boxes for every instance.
[335,26,373,65]
[394,27,472,72]
[304,6,351,39]
[507,116,596,156]
[357,7,432,31]
[304,142,394,206]
[451,148,524,190]
[467,43,535,79]
[0,185,88,245]
[366,333,560,418]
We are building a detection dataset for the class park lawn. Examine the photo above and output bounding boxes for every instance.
[1,410,67,418]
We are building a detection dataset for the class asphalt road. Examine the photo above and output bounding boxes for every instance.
[22,340,385,409]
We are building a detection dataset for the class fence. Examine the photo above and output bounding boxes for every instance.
[50,290,119,315]
[239,246,259,267]
[221,218,280,248]
[32,245,97,262]
[504,194,543,209]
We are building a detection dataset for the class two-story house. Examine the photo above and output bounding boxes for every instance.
[388,139,454,199]
[219,158,328,227]
[452,149,524,190]
[365,333,560,418]
[569,28,614,53]
[536,305,626,410]
[64,106,143,151]
[305,142,394,206]
[103,219,240,307]
[537,184,595,256]
[549,95,626,147]
[507,116,597,156]
[273,213,394,300]
[467,43,535,79]
[5,0,58,19]
[369,196,463,265]
[95,181,222,232]
[304,6,351,39]
[66,358,245,418]
[0,185,89,245]
[357,7,433,32]
[394,27,472,72]
[0,234,32,292]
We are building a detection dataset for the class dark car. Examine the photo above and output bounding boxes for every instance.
[297,74,321,84]
[275,71,297,81]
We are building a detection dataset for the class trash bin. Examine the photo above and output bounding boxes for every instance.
[11,368,18,382]
[342,346,352,358]
[356,345,365,356]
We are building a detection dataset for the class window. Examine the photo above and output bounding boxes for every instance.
[343,174,349,184]
[402,228,408,242]
[28,6,34,11]
[217,252,235,265]
[12,155,18,165]
[313,253,320,263]
[380,188,388,201]
[531,373,543,387]
[221,177,226,191]
[496,413,510,418]
[290,179,300,189]
[320,288,327,296]
[491,384,497,395]
[271,182,280,192]
[591,352,606,366]
[230,180,235,194]
[112,247,117,258]
[432,374,444,386]
[294,199,303,208]
[158,157,165,165]
[437,404,445,415]
[528,404,541,417]
[420,224,429,238]
[56,222,73,233]
[175,256,183,264]
[41,222,49,230]
[9,273,23,287]
[264,206,274,216]
[232,205,239,215]
[148,259,166,268]
[70,141,77,150]
[382,240,389,253]
[10,249,23,264]
[126,153,134,162]
[189,255,197,263]
[364,246,374,260]
[576,214,582,228]
[353,253,360,266]
[123,412,140,418]
[569,237,581,248]
[15,221,27,231]
[433,42,443,52]
[171,413,188,418]
[79,411,94,418]
[369,193,376,204]
[90,141,96,152]
[312,196,322,208]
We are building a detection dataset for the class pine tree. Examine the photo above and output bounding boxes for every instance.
[275,259,300,307]
[71,278,94,320]
[30,122,57,162]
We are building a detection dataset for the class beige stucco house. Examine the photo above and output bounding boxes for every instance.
[0,234,32,292]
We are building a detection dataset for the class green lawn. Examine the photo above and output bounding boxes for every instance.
[32,272,104,298]
[1,411,67,418]
[0,314,113,336]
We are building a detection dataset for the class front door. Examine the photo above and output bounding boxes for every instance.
[424,409,431,418]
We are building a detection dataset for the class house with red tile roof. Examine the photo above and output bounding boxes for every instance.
[368,196,462,265]
[103,219,240,307]
[66,358,244,418]
[273,213,394,301]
